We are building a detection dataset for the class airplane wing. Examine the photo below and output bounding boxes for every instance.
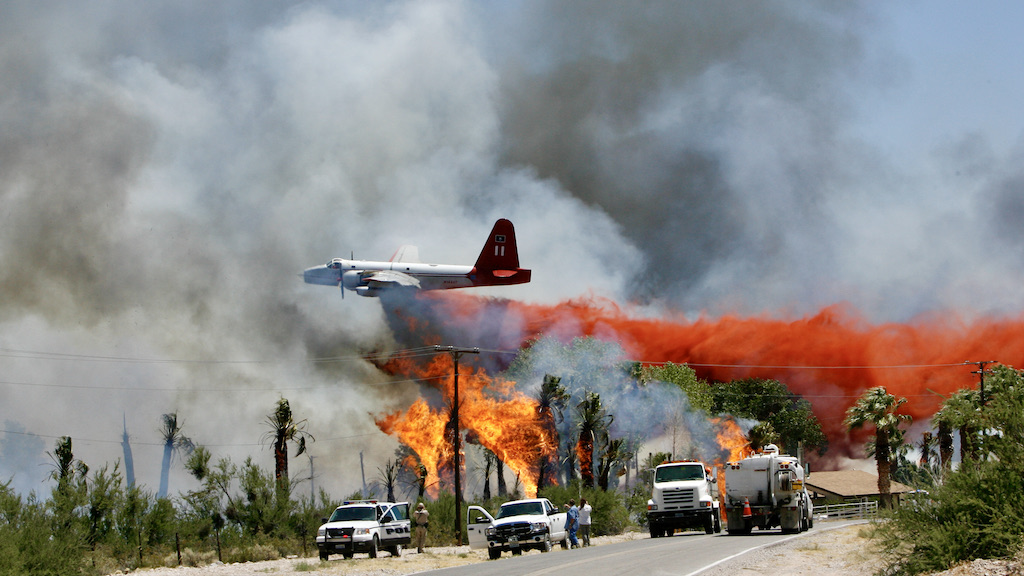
[363,269,422,289]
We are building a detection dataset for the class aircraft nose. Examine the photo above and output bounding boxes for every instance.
[303,265,339,286]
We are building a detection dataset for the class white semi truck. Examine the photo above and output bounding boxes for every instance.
[723,444,813,535]
[647,460,722,537]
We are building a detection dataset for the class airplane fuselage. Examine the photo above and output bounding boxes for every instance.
[304,258,477,296]
[302,218,531,297]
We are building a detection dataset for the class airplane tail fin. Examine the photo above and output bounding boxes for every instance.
[472,219,531,286]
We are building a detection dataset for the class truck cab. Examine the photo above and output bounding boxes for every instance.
[647,460,722,536]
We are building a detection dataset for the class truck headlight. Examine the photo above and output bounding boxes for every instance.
[531,522,547,532]
[354,528,370,536]
[485,527,496,536]
[317,527,326,537]
[648,504,658,511]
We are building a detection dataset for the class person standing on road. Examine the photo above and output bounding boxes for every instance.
[578,498,592,547]
[564,499,580,548]
[414,502,430,553]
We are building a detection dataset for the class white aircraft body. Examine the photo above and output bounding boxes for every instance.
[303,219,531,297]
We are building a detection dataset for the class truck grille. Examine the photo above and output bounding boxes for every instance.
[326,527,354,538]
[663,488,696,506]
[495,522,534,538]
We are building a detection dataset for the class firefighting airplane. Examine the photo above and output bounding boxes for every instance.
[303,218,531,297]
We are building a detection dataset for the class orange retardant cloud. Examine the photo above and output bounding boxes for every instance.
[425,293,1024,460]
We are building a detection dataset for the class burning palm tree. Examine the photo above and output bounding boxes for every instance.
[262,397,314,490]
[535,374,568,490]
[158,413,194,499]
[575,391,613,489]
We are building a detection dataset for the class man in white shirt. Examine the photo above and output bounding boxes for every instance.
[578,498,593,547]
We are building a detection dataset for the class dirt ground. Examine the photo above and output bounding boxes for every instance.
[114,523,1021,576]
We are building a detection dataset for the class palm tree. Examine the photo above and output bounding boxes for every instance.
[935,417,954,472]
[918,431,934,468]
[377,458,400,502]
[747,422,779,454]
[536,374,569,490]
[597,437,626,491]
[844,387,911,508]
[575,391,613,488]
[121,414,135,488]
[937,389,982,462]
[480,449,496,501]
[158,413,194,499]
[262,398,314,490]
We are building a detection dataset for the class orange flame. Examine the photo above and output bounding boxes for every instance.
[375,355,557,498]
[711,417,752,463]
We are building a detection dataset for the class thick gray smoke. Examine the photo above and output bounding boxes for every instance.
[2,1,1023,497]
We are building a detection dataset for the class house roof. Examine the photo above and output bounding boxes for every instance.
[805,470,914,498]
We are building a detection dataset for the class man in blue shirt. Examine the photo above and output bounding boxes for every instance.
[564,499,580,549]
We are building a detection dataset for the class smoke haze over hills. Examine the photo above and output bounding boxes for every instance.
[2,1,1024,497]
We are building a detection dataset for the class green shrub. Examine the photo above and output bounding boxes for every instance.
[876,459,1024,576]
[876,368,1024,575]
[224,543,280,563]
[538,481,636,536]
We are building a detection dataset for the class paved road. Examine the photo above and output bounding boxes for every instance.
[421,522,857,576]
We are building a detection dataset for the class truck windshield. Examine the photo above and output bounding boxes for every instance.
[328,507,376,522]
[497,502,544,518]
[656,465,706,482]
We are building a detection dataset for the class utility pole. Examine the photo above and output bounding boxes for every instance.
[965,360,997,405]
[435,344,479,546]
[308,454,316,501]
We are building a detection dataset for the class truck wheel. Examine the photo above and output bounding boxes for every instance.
[649,524,661,538]
[319,550,329,561]
[560,536,569,549]
[511,547,522,556]
[539,534,552,552]
[714,513,722,534]
[342,552,353,559]
[488,548,502,560]
[389,543,402,557]
[704,513,715,535]
[368,536,379,559]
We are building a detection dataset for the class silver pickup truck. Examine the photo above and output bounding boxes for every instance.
[467,498,569,560]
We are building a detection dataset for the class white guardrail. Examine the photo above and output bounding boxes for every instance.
[816,500,878,520]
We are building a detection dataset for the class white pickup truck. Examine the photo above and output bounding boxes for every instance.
[315,500,411,560]
[467,498,569,560]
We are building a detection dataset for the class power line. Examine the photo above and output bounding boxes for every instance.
[0,345,444,366]
[0,375,445,392]
[0,427,379,447]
